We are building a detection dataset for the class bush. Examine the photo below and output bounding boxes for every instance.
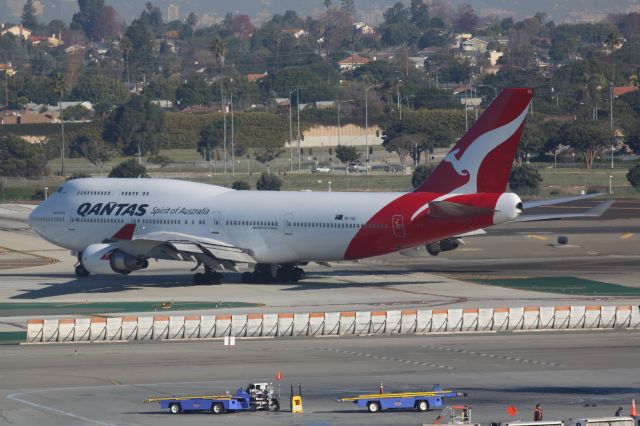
[626,164,640,191]
[66,172,91,181]
[411,164,435,188]
[0,134,49,177]
[509,164,542,194]
[108,159,148,178]
[231,180,250,190]
[256,172,282,191]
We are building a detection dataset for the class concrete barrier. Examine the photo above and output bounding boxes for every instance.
[23,304,640,344]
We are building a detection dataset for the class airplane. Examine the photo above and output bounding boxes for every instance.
[28,88,613,285]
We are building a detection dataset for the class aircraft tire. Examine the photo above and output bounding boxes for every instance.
[75,264,90,277]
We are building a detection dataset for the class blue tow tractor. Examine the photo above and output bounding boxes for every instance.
[144,382,280,414]
[337,384,465,413]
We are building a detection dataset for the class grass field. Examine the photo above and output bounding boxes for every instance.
[471,276,640,296]
[1,148,636,202]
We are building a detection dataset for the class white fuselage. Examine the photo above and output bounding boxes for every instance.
[29,178,402,263]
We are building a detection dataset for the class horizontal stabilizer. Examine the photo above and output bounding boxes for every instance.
[522,193,603,209]
[428,201,495,218]
[516,199,614,222]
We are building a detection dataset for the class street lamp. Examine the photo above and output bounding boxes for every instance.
[364,79,380,175]
[609,175,613,194]
[230,78,235,176]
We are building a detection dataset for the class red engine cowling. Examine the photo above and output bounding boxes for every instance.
[81,243,149,275]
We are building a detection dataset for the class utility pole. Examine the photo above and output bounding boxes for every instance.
[230,82,235,176]
[296,89,301,172]
[223,95,227,174]
[288,89,294,172]
[397,79,402,120]
[59,99,65,176]
[365,79,369,175]
[610,83,614,169]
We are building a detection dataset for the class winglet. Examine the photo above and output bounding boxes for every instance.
[111,223,136,240]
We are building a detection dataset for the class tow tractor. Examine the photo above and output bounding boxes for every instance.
[337,384,465,413]
[144,382,280,414]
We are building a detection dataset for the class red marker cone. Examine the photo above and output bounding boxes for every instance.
[632,398,637,417]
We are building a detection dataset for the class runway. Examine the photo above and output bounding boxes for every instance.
[2,331,639,425]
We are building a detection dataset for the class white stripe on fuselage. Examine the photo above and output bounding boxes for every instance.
[29,178,401,262]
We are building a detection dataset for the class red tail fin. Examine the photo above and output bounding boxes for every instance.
[415,88,533,194]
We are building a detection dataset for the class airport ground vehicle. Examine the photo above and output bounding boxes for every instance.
[144,382,280,414]
[337,384,464,413]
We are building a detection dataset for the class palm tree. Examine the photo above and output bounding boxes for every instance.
[186,12,198,39]
[121,36,132,89]
[211,37,227,173]
[605,32,621,84]
[51,73,67,176]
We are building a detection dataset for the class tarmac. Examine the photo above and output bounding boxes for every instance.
[0,198,639,425]
[1,332,639,425]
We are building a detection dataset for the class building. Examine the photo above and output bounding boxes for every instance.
[167,4,179,22]
[0,62,16,76]
[613,86,639,98]
[338,54,370,71]
[281,28,308,39]
[30,35,64,47]
[487,50,504,66]
[0,24,32,40]
[461,38,489,53]
[354,22,376,35]
[246,72,268,82]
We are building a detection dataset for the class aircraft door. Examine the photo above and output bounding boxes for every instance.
[66,211,76,231]
[210,211,222,234]
[392,214,406,238]
[283,213,293,235]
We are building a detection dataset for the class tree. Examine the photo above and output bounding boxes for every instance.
[517,121,545,163]
[71,132,115,175]
[0,135,49,177]
[71,0,105,39]
[66,172,91,180]
[124,18,154,80]
[340,0,355,15]
[411,164,434,188]
[232,180,250,190]
[186,12,198,38]
[21,0,38,29]
[454,3,479,32]
[560,122,610,168]
[410,0,430,30]
[626,164,640,191]
[335,145,360,173]
[51,73,68,176]
[509,164,542,194]
[256,172,282,191]
[73,75,129,105]
[93,6,123,40]
[147,155,173,175]
[103,95,165,156]
[108,159,148,178]
[140,2,163,35]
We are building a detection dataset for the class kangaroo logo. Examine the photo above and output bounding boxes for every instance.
[411,101,530,221]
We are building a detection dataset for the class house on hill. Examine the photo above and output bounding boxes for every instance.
[0,23,32,40]
[338,54,370,71]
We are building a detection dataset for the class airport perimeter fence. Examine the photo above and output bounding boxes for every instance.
[25,304,640,344]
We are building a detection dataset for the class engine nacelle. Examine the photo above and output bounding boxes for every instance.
[426,238,462,256]
[81,243,149,275]
[493,192,523,225]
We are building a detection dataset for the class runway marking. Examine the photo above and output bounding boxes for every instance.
[7,391,116,426]
[620,233,635,239]
[316,347,454,370]
[526,234,549,241]
[420,344,560,367]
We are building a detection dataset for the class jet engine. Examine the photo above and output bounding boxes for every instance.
[426,238,463,256]
[81,243,149,275]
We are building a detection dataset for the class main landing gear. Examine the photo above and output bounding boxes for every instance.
[241,264,304,284]
[193,265,222,285]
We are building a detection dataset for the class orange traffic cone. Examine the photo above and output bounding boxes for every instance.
[631,398,637,417]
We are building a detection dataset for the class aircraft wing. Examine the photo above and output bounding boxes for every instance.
[428,200,495,218]
[516,199,614,222]
[104,228,256,267]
